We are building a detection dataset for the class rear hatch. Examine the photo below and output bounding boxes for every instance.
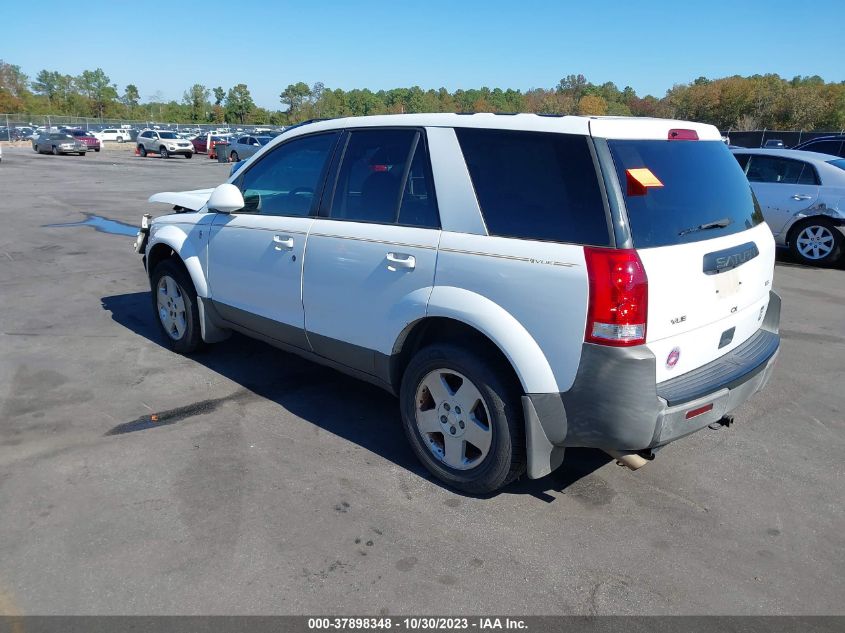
[592,119,775,384]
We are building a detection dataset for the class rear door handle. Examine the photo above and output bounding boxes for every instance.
[386,252,415,270]
[791,194,813,201]
[273,235,294,250]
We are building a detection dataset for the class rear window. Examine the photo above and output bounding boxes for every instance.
[827,159,845,171]
[608,140,763,248]
[456,129,610,245]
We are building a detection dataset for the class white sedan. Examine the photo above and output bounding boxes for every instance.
[732,148,845,265]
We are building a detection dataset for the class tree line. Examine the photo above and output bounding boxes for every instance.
[1,60,843,130]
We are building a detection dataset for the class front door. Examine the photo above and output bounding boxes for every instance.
[744,154,820,237]
[207,131,340,348]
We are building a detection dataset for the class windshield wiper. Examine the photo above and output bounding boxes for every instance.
[678,218,733,236]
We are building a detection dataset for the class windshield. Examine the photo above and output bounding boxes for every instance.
[608,140,764,248]
[827,159,845,171]
[158,132,178,139]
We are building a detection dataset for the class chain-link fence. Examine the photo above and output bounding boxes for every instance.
[0,113,283,141]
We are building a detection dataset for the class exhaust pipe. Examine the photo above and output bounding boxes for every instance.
[605,449,654,470]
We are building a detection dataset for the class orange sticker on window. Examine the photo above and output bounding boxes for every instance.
[626,168,664,196]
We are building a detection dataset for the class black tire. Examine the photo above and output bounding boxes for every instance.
[52,146,59,155]
[185,152,192,159]
[78,152,85,156]
[116,137,124,143]
[160,146,169,159]
[33,145,38,153]
[138,144,147,157]
[95,148,100,152]
[788,217,843,267]
[230,151,239,162]
[399,344,525,494]
[149,259,204,354]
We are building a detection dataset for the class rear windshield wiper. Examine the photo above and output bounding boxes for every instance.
[678,218,733,236]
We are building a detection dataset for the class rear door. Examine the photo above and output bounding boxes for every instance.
[302,128,440,376]
[597,126,776,384]
[742,154,820,236]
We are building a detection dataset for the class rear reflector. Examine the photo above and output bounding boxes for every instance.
[668,128,699,141]
[685,403,714,420]
[584,247,648,347]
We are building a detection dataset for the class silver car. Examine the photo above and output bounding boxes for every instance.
[732,148,845,266]
[225,135,273,162]
[32,132,87,156]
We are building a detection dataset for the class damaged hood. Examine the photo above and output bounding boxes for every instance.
[148,188,215,211]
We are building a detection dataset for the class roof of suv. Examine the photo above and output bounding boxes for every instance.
[275,113,722,142]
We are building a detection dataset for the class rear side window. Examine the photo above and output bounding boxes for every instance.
[609,140,764,248]
[456,129,610,245]
[746,155,819,185]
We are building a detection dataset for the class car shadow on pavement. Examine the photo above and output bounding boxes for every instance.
[101,291,611,501]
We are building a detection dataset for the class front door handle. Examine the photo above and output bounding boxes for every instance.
[386,252,415,271]
[791,194,813,201]
[273,235,294,250]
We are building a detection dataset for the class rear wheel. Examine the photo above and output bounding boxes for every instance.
[400,344,525,494]
[160,146,169,159]
[138,145,147,157]
[150,259,203,354]
[116,136,124,143]
[789,218,843,266]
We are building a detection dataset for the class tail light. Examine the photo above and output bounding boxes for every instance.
[668,128,699,141]
[584,247,648,346]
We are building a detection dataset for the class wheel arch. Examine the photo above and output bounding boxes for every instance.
[390,287,560,395]
[145,228,208,298]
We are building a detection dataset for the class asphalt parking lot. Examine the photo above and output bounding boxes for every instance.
[0,144,843,616]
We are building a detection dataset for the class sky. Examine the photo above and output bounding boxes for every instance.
[4,0,845,110]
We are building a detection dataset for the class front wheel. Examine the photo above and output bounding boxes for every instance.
[33,145,38,153]
[160,146,169,159]
[400,344,525,494]
[185,152,192,159]
[789,218,843,266]
[52,146,59,155]
[150,259,203,354]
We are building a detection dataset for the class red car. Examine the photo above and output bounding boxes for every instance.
[67,129,101,152]
[191,133,230,158]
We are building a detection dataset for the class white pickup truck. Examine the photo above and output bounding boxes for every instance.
[135,113,780,493]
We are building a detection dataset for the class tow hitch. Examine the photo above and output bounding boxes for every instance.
[708,414,734,430]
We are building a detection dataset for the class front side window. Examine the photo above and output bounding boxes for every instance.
[236,132,337,216]
[456,128,610,245]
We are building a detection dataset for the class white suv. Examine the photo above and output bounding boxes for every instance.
[136,129,194,158]
[136,113,780,493]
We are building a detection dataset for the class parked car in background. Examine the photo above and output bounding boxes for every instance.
[732,148,845,265]
[191,133,230,156]
[791,135,845,159]
[137,113,781,493]
[225,135,274,162]
[31,132,87,155]
[136,129,194,158]
[763,139,785,148]
[93,128,132,143]
[65,129,101,152]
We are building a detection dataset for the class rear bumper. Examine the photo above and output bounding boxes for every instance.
[523,291,781,478]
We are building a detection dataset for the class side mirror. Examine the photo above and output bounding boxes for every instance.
[207,183,244,214]
[253,142,260,146]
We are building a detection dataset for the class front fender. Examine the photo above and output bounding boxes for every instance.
[425,286,559,394]
[147,223,208,298]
